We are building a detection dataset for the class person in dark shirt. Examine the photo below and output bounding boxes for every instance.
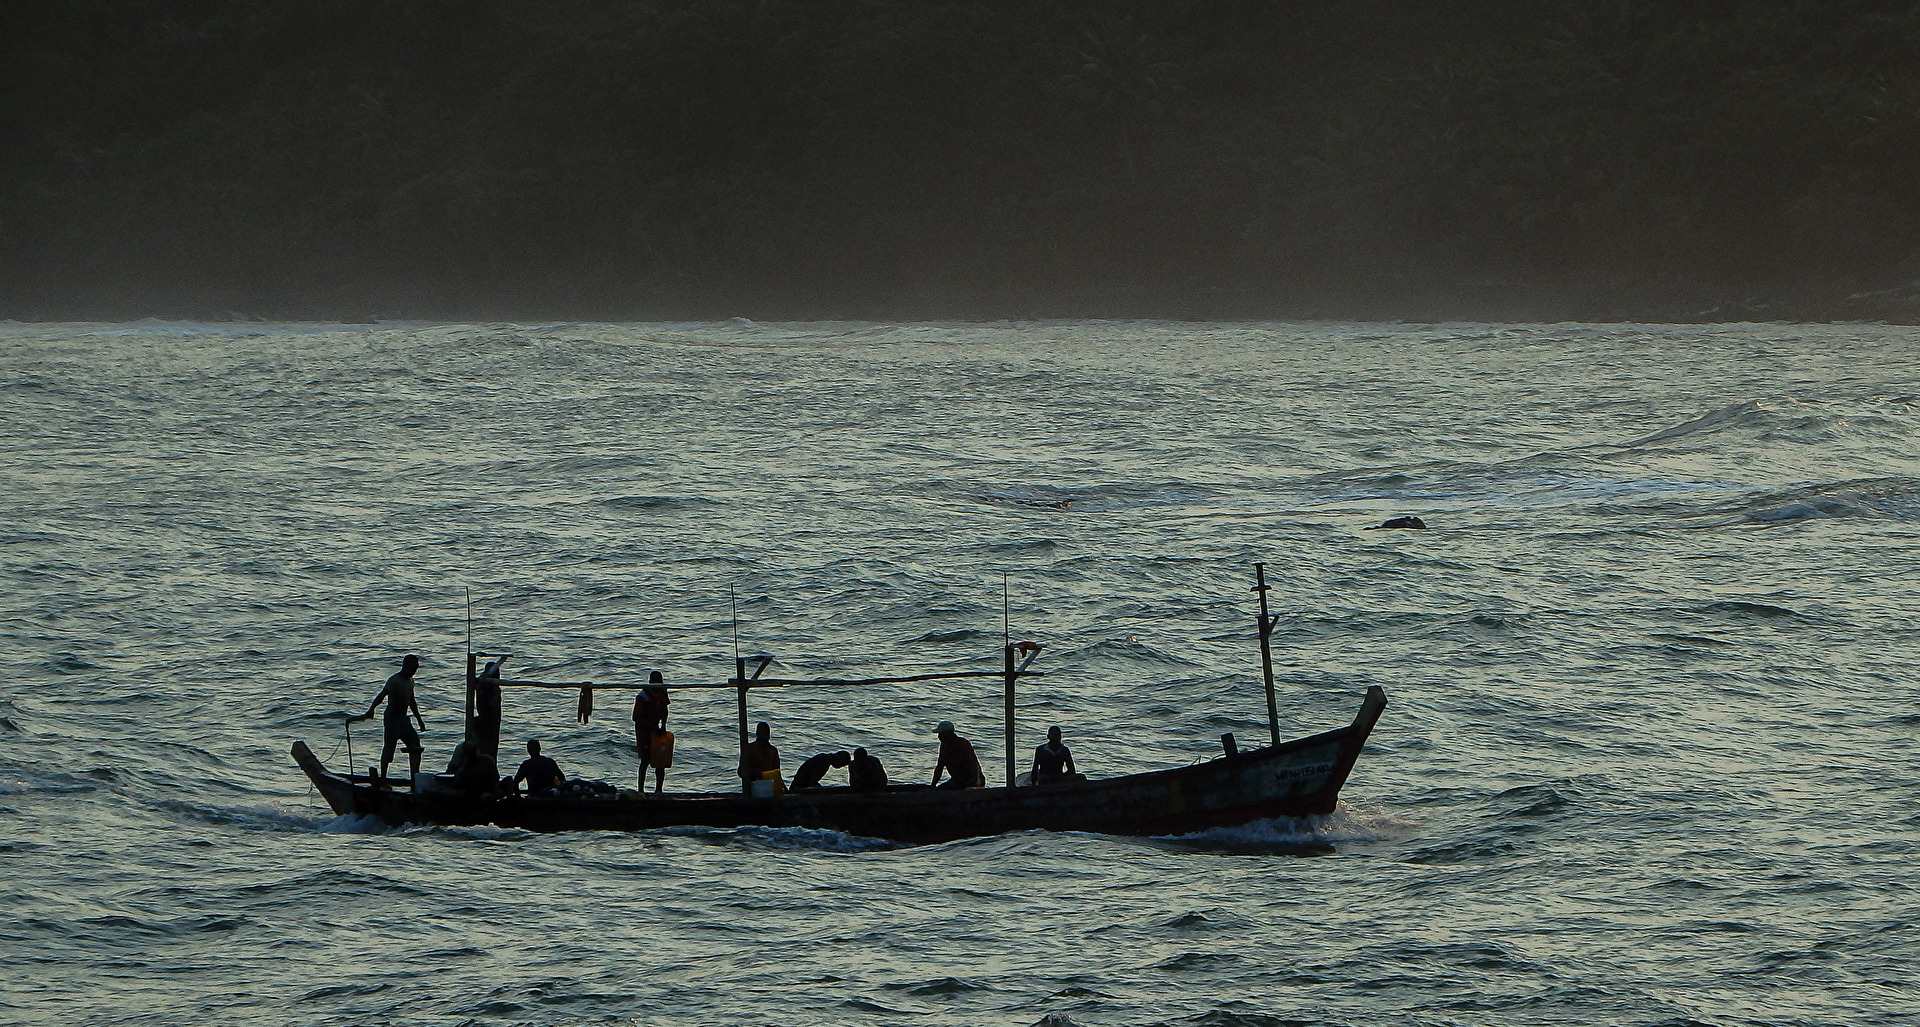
[1031,725,1077,785]
[513,739,565,795]
[470,656,504,765]
[848,747,888,790]
[632,671,670,795]
[931,721,983,789]
[349,655,426,781]
[446,739,498,795]
[738,721,781,793]
[790,750,852,790]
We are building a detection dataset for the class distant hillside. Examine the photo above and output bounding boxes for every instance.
[6,0,1920,320]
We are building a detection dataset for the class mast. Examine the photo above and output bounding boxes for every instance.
[1253,562,1280,747]
[464,588,477,747]
[1003,644,1017,787]
[732,587,747,751]
[1003,573,1015,788]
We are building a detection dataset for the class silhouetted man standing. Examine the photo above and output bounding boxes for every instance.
[632,671,670,795]
[350,654,426,781]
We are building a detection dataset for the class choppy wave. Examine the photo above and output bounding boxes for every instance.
[1734,477,1920,524]
[974,481,1226,513]
[1613,399,1767,448]
[0,769,106,795]
[1612,396,1918,452]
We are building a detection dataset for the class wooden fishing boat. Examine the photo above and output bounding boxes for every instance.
[293,688,1383,844]
[292,566,1388,845]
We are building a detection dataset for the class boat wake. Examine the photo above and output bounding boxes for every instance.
[317,812,407,835]
[1160,804,1411,851]
[655,823,900,853]
[150,797,351,833]
[145,798,537,840]
[311,814,537,841]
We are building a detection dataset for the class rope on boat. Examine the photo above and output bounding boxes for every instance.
[309,722,354,809]
[488,668,1043,691]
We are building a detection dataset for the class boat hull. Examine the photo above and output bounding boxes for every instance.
[294,686,1386,845]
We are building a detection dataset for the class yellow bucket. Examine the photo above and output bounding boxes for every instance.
[649,731,675,768]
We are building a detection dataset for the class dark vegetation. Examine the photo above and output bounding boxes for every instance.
[7,0,1920,320]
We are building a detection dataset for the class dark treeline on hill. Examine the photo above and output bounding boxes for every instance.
[7,0,1920,321]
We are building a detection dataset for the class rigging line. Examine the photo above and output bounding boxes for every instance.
[487,668,1042,690]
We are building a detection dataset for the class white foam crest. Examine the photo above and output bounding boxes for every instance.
[655,823,897,852]
[206,802,342,832]
[0,772,98,795]
[310,814,530,840]
[1164,803,1413,845]
[425,824,536,842]
[318,813,409,835]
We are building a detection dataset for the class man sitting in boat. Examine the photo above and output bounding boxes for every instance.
[737,721,780,794]
[931,721,984,789]
[790,750,852,790]
[513,739,566,795]
[632,672,670,795]
[446,739,498,795]
[347,654,427,781]
[1031,725,1077,785]
[848,747,888,790]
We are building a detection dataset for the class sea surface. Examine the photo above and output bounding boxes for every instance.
[2,320,1917,1027]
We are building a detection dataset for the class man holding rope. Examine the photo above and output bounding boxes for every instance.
[348,654,427,782]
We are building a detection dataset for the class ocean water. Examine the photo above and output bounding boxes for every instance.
[2,319,1917,1027]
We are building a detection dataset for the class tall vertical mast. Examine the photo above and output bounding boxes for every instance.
[1254,562,1280,747]
[732,587,747,751]
[1002,574,1015,787]
[1002,644,1017,787]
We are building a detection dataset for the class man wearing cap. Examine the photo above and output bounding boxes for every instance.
[931,721,984,789]
[349,654,427,782]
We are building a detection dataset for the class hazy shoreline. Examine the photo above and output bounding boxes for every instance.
[11,2,1920,330]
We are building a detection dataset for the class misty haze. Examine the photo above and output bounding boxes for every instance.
[7,1,1920,321]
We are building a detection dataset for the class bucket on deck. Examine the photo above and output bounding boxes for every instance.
[749,769,785,798]
[649,731,675,768]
